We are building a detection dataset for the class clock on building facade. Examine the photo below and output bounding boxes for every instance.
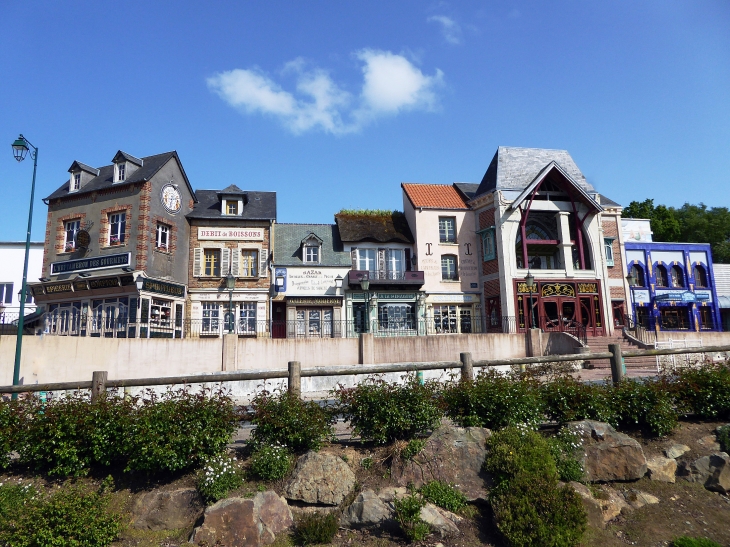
[160,183,182,214]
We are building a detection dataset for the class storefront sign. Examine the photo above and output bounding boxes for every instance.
[431,294,476,303]
[377,293,416,301]
[633,289,651,304]
[88,277,120,290]
[541,283,576,298]
[197,227,264,241]
[195,292,262,301]
[655,290,696,303]
[695,290,712,302]
[44,282,73,294]
[287,297,342,306]
[73,280,89,292]
[75,229,91,248]
[50,253,130,275]
[284,268,349,295]
[142,278,185,298]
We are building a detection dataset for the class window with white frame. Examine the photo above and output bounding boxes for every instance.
[439,217,457,243]
[116,163,125,182]
[304,244,319,263]
[156,223,170,251]
[239,302,257,334]
[201,302,219,334]
[71,173,81,191]
[604,238,615,267]
[0,283,14,304]
[481,228,495,261]
[108,212,126,245]
[386,249,404,279]
[64,220,80,252]
[357,248,376,272]
[241,249,258,277]
[441,254,458,280]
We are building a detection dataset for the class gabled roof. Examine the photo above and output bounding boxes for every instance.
[187,189,276,220]
[217,184,247,196]
[273,224,351,267]
[474,147,595,197]
[301,233,323,244]
[453,183,479,201]
[45,151,195,202]
[598,193,621,208]
[112,150,143,166]
[335,212,414,244]
[67,161,99,176]
[507,161,603,213]
[402,183,469,210]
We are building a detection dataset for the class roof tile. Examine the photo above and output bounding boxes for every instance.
[402,183,469,209]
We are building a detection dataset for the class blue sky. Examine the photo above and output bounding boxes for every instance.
[0,1,728,242]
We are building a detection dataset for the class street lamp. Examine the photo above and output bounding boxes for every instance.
[626,270,637,327]
[360,272,370,333]
[226,272,236,334]
[525,270,536,330]
[10,135,38,399]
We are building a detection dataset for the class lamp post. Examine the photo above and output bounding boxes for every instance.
[626,270,637,327]
[226,272,236,334]
[334,275,343,295]
[360,273,370,333]
[10,135,38,399]
[525,270,536,330]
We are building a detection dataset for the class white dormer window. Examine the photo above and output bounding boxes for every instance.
[115,163,126,183]
[71,173,81,192]
[305,245,319,263]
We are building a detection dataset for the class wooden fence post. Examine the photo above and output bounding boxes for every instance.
[460,352,473,383]
[609,344,624,385]
[288,361,301,398]
[91,371,108,403]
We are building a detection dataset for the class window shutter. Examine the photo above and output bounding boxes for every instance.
[259,248,268,278]
[221,248,230,276]
[378,248,386,277]
[351,248,358,269]
[405,249,411,271]
[193,247,202,277]
[231,248,240,277]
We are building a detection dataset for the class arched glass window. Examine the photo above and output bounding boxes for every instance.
[630,264,645,287]
[693,265,708,288]
[656,264,669,288]
[670,265,684,288]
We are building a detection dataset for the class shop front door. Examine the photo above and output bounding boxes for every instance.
[540,298,580,335]
[579,295,604,336]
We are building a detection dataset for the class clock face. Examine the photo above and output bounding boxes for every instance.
[161,184,182,214]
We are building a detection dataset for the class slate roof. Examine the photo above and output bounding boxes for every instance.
[67,161,98,175]
[112,150,143,166]
[474,147,596,198]
[402,183,469,210]
[273,224,351,267]
[453,183,479,201]
[187,189,276,220]
[598,193,622,208]
[45,151,191,201]
[218,184,247,196]
[335,212,414,244]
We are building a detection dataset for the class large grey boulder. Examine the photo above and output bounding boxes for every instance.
[131,487,204,531]
[420,503,461,537]
[191,491,293,546]
[704,452,730,495]
[341,489,394,530]
[284,451,356,505]
[390,424,491,501]
[678,455,713,484]
[664,444,690,459]
[646,456,677,483]
[570,420,647,482]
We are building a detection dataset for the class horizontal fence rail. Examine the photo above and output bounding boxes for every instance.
[2,344,729,398]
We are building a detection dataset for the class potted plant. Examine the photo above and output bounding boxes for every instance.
[65,242,74,252]
[110,235,120,246]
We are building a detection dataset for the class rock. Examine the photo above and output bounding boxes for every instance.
[664,444,690,459]
[376,486,408,503]
[131,487,204,531]
[698,435,721,451]
[646,456,677,483]
[570,420,647,482]
[594,485,631,523]
[420,503,461,537]
[390,424,491,501]
[284,451,356,506]
[678,455,712,484]
[341,489,394,529]
[704,452,730,495]
[568,482,605,529]
[192,492,293,547]
[621,489,660,509]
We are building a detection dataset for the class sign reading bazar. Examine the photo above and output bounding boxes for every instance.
[51,253,130,275]
[197,227,264,241]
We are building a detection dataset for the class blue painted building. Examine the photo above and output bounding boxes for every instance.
[624,241,721,332]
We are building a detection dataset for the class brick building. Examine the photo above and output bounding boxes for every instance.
[30,150,194,338]
[186,185,276,337]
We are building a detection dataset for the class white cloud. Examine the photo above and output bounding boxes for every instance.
[427,15,462,45]
[207,51,443,135]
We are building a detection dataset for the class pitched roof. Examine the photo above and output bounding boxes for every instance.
[453,183,479,201]
[112,150,143,166]
[187,189,276,220]
[273,224,351,267]
[474,147,595,198]
[335,212,414,243]
[598,193,622,208]
[402,183,469,210]
[67,161,98,175]
[218,184,247,196]
[45,151,192,201]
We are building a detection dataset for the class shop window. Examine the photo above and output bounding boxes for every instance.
[693,265,708,288]
[439,217,456,243]
[64,220,80,252]
[656,264,669,288]
[433,305,457,333]
[46,302,83,336]
[204,249,221,277]
[660,306,689,330]
[202,302,219,335]
[295,308,333,337]
[604,238,615,267]
[670,265,685,288]
[156,223,170,251]
[460,309,473,333]
[150,298,173,337]
[378,303,415,332]
[240,249,258,277]
[699,307,714,330]
[357,249,377,272]
[239,302,257,334]
[441,255,458,280]
[481,228,496,261]
[108,212,126,246]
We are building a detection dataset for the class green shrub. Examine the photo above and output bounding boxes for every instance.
[334,376,442,444]
[249,443,293,481]
[484,426,558,484]
[541,376,617,425]
[401,438,426,460]
[673,364,730,419]
[393,493,430,542]
[442,370,543,430]
[547,427,585,483]
[293,511,339,545]
[197,453,244,503]
[360,457,373,469]
[717,424,730,453]
[250,390,335,451]
[0,482,122,547]
[419,480,468,513]
[0,400,19,469]
[125,387,239,473]
[671,537,722,547]
[613,378,678,436]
